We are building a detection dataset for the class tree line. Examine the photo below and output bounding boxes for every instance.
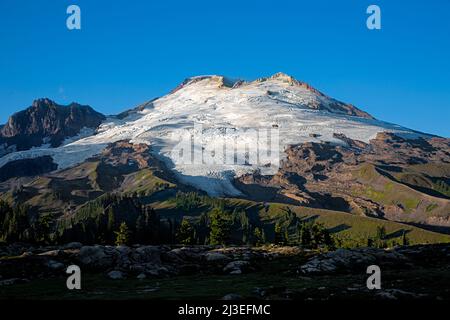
[0,192,409,248]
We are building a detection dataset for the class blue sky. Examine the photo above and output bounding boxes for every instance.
[0,0,449,137]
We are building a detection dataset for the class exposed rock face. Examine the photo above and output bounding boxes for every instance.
[0,98,105,152]
[237,132,450,228]
[299,248,410,274]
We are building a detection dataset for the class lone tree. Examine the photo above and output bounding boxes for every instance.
[115,222,131,246]
[176,218,196,245]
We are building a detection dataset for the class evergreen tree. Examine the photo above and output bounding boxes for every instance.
[261,228,266,244]
[144,207,160,243]
[208,208,230,245]
[283,229,290,245]
[107,207,115,242]
[242,231,248,245]
[311,222,334,249]
[274,222,283,245]
[107,207,115,230]
[135,215,145,244]
[176,218,195,245]
[376,225,386,240]
[34,214,52,244]
[374,225,387,248]
[115,222,131,246]
[167,218,174,244]
[0,200,9,228]
[299,222,312,247]
[402,231,409,246]
[3,204,30,242]
[197,212,209,245]
[253,227,264,246]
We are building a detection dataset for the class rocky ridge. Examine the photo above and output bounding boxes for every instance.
[0,98,105,154]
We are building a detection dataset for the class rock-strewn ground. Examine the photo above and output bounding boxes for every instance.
[1,243,450,300]
[0,243,303,281]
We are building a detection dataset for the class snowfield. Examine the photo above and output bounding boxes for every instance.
[0,74,427,196]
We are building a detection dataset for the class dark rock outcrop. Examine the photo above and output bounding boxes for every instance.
[0,98,105,153]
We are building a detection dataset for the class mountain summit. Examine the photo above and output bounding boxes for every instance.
[0,98,105,154]
[0,73,431,196]
[0,73,448,230]
[168,73,373,119]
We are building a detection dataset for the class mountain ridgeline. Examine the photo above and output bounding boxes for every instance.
[0,98,105,154]
[0,73,449,246]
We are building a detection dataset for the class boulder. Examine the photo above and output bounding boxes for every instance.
[107,270,125,280]
[46,260,65,271]
[78,245,117,269]
[223,260,251,274]
[137,263,165,277]
[300,248,409,275]
[163,247,205,263]
[115,245,132,269]
[132,246,161,264]
[205,252,230,262]
[137,273,147,280]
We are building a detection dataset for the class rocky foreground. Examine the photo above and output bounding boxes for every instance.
[1,243,450,300]
[0,244,298,280]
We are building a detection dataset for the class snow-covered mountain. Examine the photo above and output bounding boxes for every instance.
[0,73,428,196]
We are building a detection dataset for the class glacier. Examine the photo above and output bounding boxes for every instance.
[0,73,427,196]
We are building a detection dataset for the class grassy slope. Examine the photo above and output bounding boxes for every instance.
[152,197,450,245]
[393,163,450,199]
[120,168,176,194]
[352,163,450,217]
[1,158,449,246]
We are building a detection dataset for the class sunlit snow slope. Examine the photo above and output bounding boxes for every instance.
[0,73,427,196]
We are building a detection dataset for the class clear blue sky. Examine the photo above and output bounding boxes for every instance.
[0,0,449,137]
